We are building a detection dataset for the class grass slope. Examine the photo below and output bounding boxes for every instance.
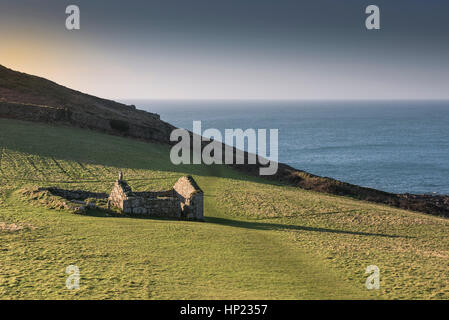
[0,118,448,299]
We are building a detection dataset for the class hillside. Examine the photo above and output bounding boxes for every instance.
[0,65,175,143]
[1,65,449,218]
[1,118,449,299]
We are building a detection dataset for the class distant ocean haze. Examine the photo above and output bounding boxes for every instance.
[123,100,449,195]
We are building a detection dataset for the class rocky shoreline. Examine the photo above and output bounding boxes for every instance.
[230,161,449,218]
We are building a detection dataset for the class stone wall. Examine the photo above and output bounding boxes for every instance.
[0,101,173,144]
[122,197,181,218]
[108,175,204,220]
[45,187,108,200]
[173,176,204,220]
[108,180,133,210]
[134,190,174,198]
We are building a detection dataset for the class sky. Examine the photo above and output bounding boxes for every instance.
[0,0,448,100]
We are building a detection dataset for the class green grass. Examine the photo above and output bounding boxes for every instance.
[1,118,448,299]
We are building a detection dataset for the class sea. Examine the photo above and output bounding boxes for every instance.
[123,100,449,195]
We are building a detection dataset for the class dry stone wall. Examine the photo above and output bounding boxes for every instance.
[173,176,204,220]
[108,180,133,210]
[108,175,204,220]
[122,197,181,218]
[45,187,108,200]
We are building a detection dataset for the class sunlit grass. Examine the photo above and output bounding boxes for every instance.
[0,119,448,299]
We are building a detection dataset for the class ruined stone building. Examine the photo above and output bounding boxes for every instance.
[108,174,204,220]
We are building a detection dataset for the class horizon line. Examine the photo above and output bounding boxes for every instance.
[117,98,449,102]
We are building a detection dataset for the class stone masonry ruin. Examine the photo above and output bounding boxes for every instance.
[108,173,204,220]
[31,173,204,220]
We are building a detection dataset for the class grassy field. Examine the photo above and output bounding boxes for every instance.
[1,118,448,299]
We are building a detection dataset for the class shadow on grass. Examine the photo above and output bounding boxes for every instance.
[82,209,406,238]
[0,119,277,187]
[83,208,404,238]
[206,216,404,238]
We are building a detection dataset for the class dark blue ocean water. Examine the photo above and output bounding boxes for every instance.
[124,100,449,195]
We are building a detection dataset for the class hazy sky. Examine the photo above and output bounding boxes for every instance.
[1,0,448,100]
